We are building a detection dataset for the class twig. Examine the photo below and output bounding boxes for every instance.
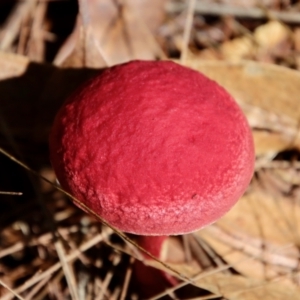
[96,253,121,300]
[0,280,25,300]
[149,236,300,300]
[28,0,48,61]
[24,276,50,300]
[180,0,196,64]
[0,226,79,260]
[54,240,79,300]
[94,277,111,300]
[0,234,105,300]
[203,225,298,269]
[149,265,228,300]
[182,235,192,263]
[167,1,300,24]
[0,191,22,195]
[124,0,167,60]
[0,109,86,300]
[77,0,111,66]
[44,270,65,300]
[189,234,214,270]
[0,0,37,50]
[119,257,134,300]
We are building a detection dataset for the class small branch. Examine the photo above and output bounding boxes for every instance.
[0,280,24,300]
[28,0,48,62]
[119,257,134,300]
[167,1,300,24]
[0,0,37,50]
[0,234,105,300]
[180,0,196,64]
[0,191,22,195]
[54,240,79,300]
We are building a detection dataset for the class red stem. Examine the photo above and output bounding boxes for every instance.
[132,235,178,298]
[136,235,167,258]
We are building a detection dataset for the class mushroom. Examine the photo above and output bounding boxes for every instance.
[49,60,255,296]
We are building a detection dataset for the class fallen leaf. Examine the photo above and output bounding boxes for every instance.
[221,36,255,61]
[183,59,300,157]
[0,51,98,151]
[147,257,300,300]
[254,21,291,51]
[195,189,300,287]
[55,0,167,68]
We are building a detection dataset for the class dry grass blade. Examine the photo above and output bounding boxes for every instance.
[0,280,25,300]
[0,191,22,195]
[78,0,111,67]
[23,276,50,300]
[0,146,199,287]
[54,240,79,300]
[0,0,36,50]
[180,0,196,64]
[148,265,229,300]
[167,1,300,24]
[119,257,134,300]
[148,237,300,300]
[97,254,121,300]
[27,0,47,62]
[1,234,105,300]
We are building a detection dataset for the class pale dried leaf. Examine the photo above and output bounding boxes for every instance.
[196,189,300,286]
[215,21,291,62]
[220,0,274,7]
[254,21,291,50]
[294,28,300,52]
[273,168,300,186]
[0,51,98,145]
[0,51,29,79]
[197,272,300,300]
[183,59,300,157]
[221,36,255,61]
[56,0,166,68]
[147,258,300,300]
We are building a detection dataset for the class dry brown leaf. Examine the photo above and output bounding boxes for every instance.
[221,36,255,61]
[219,0,274,7]
[294,28,300,52]
[147,257,300,300]
[0,51,98,147]
[254,21,292,62]
[254,21,291,51]
[197,272,300,300]
[55,0,166,68]
[218,21,291,62]
[183,58,300,157]
[196,189,300,286]
[273,168,300,186]
[143,197,300,298]
[0,51,29,79]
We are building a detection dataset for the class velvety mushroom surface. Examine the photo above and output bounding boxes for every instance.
[49,60,255,235]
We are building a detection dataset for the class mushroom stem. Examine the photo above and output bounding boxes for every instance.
[132,235,178,297]
[135,235,167,259]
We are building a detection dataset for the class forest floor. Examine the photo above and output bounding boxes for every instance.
[1,1,300,299]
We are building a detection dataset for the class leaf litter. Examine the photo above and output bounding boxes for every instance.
[1,0,300,299]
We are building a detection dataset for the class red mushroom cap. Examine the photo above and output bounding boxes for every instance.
[49,60,255,235]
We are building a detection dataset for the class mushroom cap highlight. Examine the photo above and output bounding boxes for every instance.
[49,60,255,236]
